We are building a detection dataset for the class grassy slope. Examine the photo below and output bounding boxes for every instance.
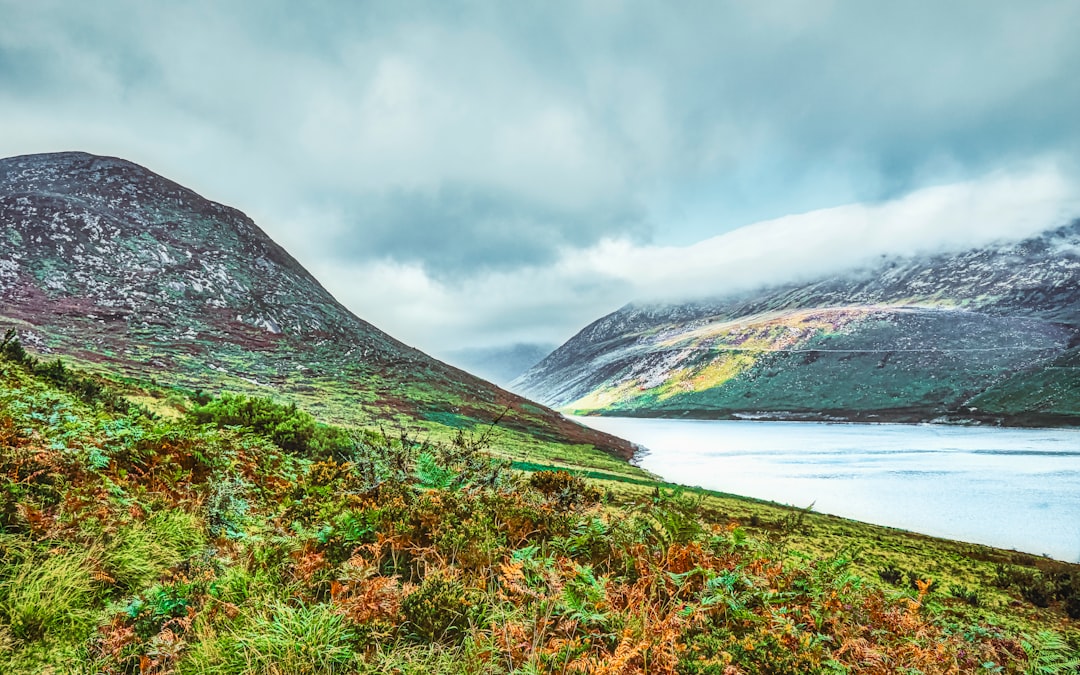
[560,307,1080,426]
[1,346,1077,674]
[1,316,642,480]
[967,347,1080,421]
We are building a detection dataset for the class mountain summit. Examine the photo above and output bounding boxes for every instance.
[515,221,1080,425]
[0,151,635,460]
[0,151,405,351]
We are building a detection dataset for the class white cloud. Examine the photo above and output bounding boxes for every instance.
[308,163,1080,354]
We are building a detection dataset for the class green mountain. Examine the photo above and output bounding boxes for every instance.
[0,151,635,469]
[515,221,1080,425]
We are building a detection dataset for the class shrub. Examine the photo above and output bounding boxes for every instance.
[947,583,980,607]
[126,583,194,638]
[0,330,30,366]
[0,332,135,415]
[1065,591,1080,620]
[401,573,474,643]
[643,487,704,547]
[191,394,318,453]
[996,566,1056,608]
[190,393,358,459]
[1020,578,1054,608]
[877,564,904,586]
[205,476,251,539]
[905,570,939,594]
[528,470,601,509]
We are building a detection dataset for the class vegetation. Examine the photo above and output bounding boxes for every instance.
[0,338,1077,673]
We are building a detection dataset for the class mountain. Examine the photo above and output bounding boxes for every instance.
[515,221,1080,425]
[0,151,635,462]
[441,342,556,388]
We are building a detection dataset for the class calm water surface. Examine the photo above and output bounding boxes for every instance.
[572,417,1080,562]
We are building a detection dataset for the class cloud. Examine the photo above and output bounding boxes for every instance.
[329,185,646,277]
[308,163,1080,353]
[2,0,1080,351]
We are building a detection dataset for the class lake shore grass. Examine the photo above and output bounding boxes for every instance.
[512,460,1080,637]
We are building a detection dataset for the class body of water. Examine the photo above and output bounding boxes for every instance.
[572,417,1080,562]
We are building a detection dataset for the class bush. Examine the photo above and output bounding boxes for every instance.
[401,574,474,643]
[190,393,357,459]
[644,487,704,547]
[995,565,1056,609]
[947,583,980,607]
[191,394,317,452]
[0,330,30,365]
[877,564,904,586]
[1065,592,1080,620]
[528,470,601,509]
[205,476,251,539]
[0,331,135,414]
[126,583,194,638]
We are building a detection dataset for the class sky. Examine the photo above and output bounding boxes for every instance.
[2,0,1080,358]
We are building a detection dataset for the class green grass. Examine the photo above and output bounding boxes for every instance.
[180,603,359,675]
[0,542,99,646]
[103,510,205,590]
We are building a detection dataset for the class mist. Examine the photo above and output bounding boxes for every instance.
[313,162,1080,352]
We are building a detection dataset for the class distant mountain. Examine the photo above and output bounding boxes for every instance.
[442,343,556,387]
[0,152,635,460]
[515,221,1080,425]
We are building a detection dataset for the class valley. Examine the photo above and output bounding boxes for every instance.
[1,151,1077,672]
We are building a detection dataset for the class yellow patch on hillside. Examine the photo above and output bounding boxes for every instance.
[125,395,185,420]
[568,379,644,411]
[654,352,758,401]
[571,306,900,410]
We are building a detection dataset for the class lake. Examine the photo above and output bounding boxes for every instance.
[572,417,1080,562]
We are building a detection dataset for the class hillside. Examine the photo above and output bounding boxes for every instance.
[0,151,635,469]
[0,342,1077,672]
[515,221,1080,425]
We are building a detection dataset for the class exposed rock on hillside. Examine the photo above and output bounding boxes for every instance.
[516,221,1080,425]
[0,152,635,460]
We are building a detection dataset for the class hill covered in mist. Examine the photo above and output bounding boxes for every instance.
[515,220,1080,425]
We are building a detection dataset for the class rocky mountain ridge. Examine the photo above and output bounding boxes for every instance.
[0,151,635,460]
[515,220,1080,425]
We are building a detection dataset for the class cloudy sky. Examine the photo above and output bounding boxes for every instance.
[2,1,1080,358]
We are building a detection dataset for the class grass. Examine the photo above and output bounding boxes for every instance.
[0,543,98,645]
[180,603,359,675]
[515,460,1080,636]
[0,342,1076,673]
[102,510,205,590]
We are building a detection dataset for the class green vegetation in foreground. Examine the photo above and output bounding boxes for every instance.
[1,337,1078,674]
